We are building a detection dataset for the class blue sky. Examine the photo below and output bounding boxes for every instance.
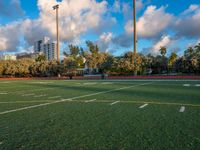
[0,0,200,57]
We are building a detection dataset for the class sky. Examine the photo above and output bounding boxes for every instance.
[0,0,200,57]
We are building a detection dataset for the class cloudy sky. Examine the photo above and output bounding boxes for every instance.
[0,0,200,56]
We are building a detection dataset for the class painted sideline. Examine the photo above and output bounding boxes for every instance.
[0,82,152,115]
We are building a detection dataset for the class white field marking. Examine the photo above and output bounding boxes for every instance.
[0,81,11,84]
[110,101,120,105]
[22,93,35,97]
[10,88,54,94]
[183,84,190,87]
[101,82,113,85]
[75,83,81,85]
[34,94,46,98]
[195,84,200,87]
[48,96,61,99]
[179,106,185,112]
[0,100,56,104]
[139,103,148,109]
[29,82,54,84]
[0,82,152,115]
[85,99,97,103]
[60,99,73,101]
[0,92,8,95]
[0,85,29,90]
[0,141,3,145]
[83,82,97,85]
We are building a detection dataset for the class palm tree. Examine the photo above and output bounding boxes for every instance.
[168,52,178,72]
[159,46,167,73]
[159,46,167,57]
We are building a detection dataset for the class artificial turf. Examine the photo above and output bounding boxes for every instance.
[0,79,200,149]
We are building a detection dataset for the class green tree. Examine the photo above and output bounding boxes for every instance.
[168,52,178,72]
[159,46,167,57]
[35,54,46,62]
[159,46,168,73]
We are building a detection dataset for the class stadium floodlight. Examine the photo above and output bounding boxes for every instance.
[53,4,60,62]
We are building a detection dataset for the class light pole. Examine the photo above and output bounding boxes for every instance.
[53,4,60,62]
[133,0,137,55]
[133,0,137,76]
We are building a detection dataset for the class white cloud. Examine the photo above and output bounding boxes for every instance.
[142,35,180,55]
[36,0,109,42]
[0,22,22,51]
[174,4,200,38]
[0,0,116,52]
[125,20,133,34]
[124,5,173,38]
[97,32,113,52]
[182,4,199,15]
[137,5,173,38]
[152,35,171,54]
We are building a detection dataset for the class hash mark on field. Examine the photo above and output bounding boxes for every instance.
[22,93,35,97]
[183,84,190,87]
[0,92,8,95]
[102,82,113,85]
[179,106,185,112]
[195,84,200,87]
[83,82,97,85]
[85,99,97,103]
[60,99,72,101]
[110,101,120,105]
[48,96,61,99]
[139,103,148,109]
[34,94,46,98]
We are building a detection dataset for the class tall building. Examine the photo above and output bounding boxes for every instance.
[34,37,57,61]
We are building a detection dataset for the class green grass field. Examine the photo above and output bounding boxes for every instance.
[0,79,200,150]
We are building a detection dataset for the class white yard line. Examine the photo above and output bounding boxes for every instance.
[0,92,8,95]
[0,82,152,115]
[0,100,56,104]
[139,103,148,109]
[22,93,35,97]
[195,84,200,87]
[29,82,54,84]
[183,84,190,87]
[179,106,185,112]
[85,99,97,103]
[110,101,120,105]
[83,82,97,85]
[0,81,11,84]
[48,96,61,99]
[34,94,46,98]
[10,88,54,94]
[101,82,113,85]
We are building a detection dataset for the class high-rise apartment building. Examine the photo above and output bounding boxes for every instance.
[34,37,57,61]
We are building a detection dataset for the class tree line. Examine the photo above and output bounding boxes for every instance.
[0,41,200,77]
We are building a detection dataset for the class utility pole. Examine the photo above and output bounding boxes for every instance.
[133,0,137,55]
[133,0,137,76]
[53,4,60,62]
